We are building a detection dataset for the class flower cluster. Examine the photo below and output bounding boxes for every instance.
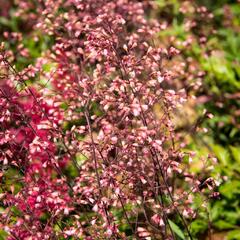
[0,1,216,239]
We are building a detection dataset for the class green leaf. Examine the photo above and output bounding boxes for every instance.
[227,230,240,240]
[190,219,208,236]
[230,146,240,164]
[0,230,8,240]
[212,144,230,166]
[214,220,236,230]
[211,202,223,221]
[76,153,88,166]
[168,219,185,239]
[0,17,10,27]
[219,181,240,199]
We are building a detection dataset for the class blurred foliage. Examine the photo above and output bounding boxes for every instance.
[156,0,240,238]
[153,0,240,239]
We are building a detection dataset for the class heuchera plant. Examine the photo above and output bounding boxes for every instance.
[0,0,216,239]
